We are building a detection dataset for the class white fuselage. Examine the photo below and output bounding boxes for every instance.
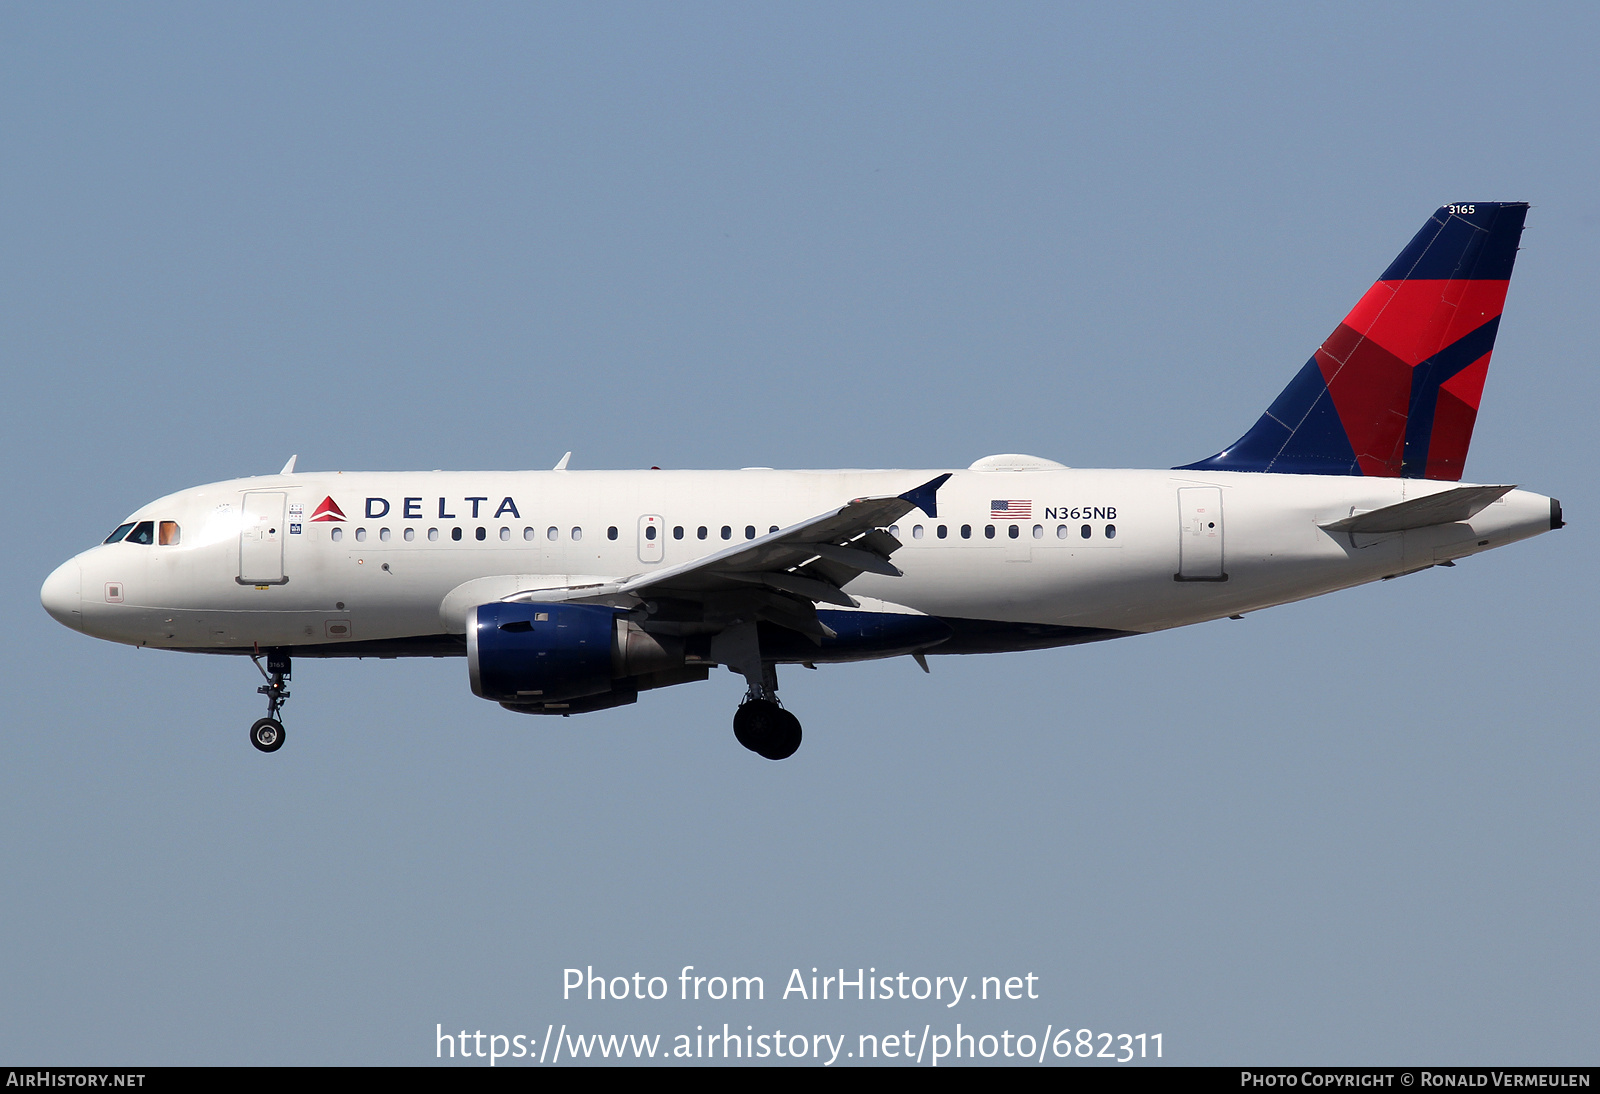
[41,466,1557,656]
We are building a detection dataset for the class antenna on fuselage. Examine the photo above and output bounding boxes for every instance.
[279,454,298,475]
[553,451,572,471]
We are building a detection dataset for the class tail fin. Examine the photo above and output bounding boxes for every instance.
[1180,202,1528,480]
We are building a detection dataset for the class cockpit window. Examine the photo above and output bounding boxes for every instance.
[104,523,135,544]
[125,521,155,545]
[159,521,181,546]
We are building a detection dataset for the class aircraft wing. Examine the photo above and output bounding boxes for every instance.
[617,474,950,605]
[498,474,950,641]
[1320,484,1516,534]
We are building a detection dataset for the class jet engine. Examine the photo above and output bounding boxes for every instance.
[467,602,687,709]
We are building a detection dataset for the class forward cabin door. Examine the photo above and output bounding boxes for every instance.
[1176,486,1226,581]
[239,492,288,585]
[638,514,664,563]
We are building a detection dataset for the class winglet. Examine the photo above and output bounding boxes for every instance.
[553,451,572,471]
[898,473,952,518]
[279,455,298,475]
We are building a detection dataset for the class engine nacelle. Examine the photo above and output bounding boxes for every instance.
[467,601,685,704]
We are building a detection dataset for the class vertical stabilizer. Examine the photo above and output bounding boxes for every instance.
[1181,202,1528,480]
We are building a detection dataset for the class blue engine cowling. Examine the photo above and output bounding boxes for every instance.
[469,602,624,704]
[469,599,953,708]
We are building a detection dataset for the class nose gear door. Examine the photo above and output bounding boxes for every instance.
[238,491,289,585]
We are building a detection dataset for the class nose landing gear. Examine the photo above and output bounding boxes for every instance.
[249,647,290,753]
[732,662,802,760]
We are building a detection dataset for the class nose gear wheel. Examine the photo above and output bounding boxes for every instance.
[249,647,291,754]
[250,717,285,752]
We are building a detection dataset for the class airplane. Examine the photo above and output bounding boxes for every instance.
[40,202,1563,760]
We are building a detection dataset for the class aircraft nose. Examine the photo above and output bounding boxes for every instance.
[41,558,84,631]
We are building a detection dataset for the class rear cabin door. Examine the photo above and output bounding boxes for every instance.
[1176,487,1226,581]
[239,492,288,585]
[638,514,664,563]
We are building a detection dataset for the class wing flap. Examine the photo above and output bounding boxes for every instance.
[723,570,861,608]
[805,541,903,577]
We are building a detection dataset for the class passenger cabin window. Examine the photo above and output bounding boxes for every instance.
[697,526,708,540]
[744,525,756,540]
[1105,524,1117,539]
[571,527,583,541]
[937,525,947,539]
[125,521,155,545]
[607,526,618,540]
[332,527,344,542]
[428,528,439,541]
[912,525,924,539]
[673,526,684,540]
[379,527,391,542]
[1007,524,1020,539]
[961,525,972,539]
[721,526,732,540]
[404,528,415,541]
[1032,524,1042,539]
[1057,524,1069,539]
[158,521,181,546]
[645,526,657,541]
[475,527,486,541]
[451,527,462,541]
[104,523,135,544]
[500,527,510,541]
[547,526,559,541]
[1081,524,1091,539]
[524,527,535,541]
[984,525,996,540]
[355,528,367,542]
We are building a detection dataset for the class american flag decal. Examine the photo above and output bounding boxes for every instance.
[990,499,1032,519]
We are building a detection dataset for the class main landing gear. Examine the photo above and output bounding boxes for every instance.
[732,663,802,761]
[249,647,290,753]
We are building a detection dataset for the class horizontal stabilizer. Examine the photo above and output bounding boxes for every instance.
[1320,484,1515,534]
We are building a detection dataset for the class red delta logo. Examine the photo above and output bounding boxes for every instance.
[309,496,347,522]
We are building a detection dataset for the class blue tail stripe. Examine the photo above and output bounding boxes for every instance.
[1400,315,1500,477]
